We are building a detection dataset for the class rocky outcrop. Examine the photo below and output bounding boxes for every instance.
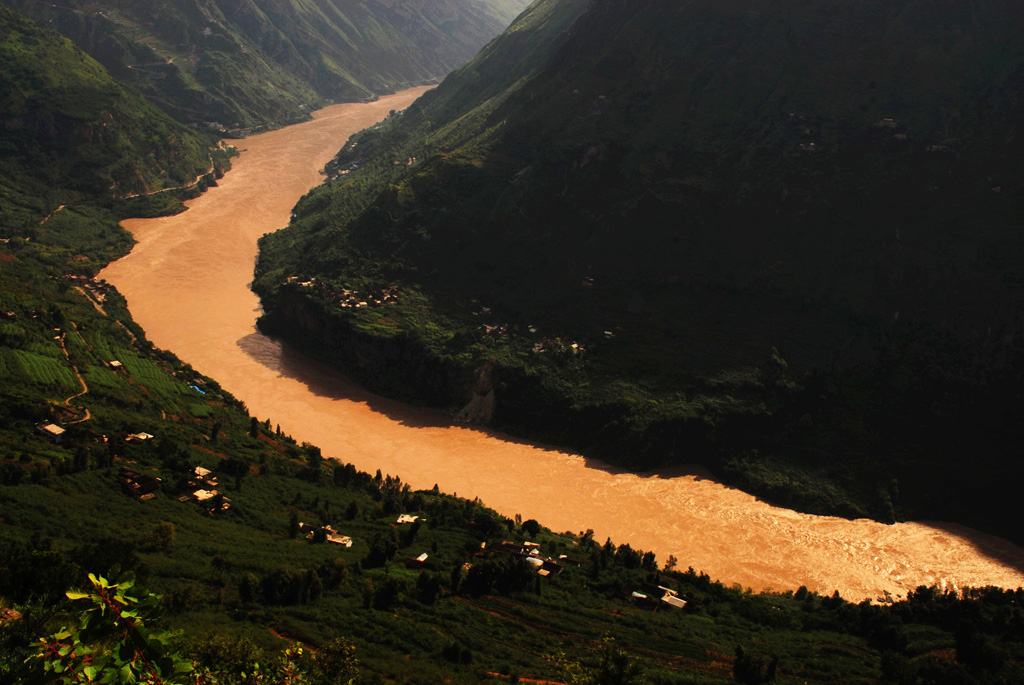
[454,362,495,424]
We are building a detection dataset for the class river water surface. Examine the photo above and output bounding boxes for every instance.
[100,87,1024,602]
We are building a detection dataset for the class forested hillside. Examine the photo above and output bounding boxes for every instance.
[3,0,530,131]
[2,3,1024,682]
[0,5,214,208]
[255,0,1024,541]
[2,199,1023,682]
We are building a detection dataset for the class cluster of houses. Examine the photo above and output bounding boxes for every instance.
[285,277,401,310]
[111,463,236,514]
[36,422,111,446]
[181,466,230,513]
[293,514,425,553]
[484,540,577,579]
[467,298,615,353]
[333,284,400,309]
[66,275,114,305]
[37,422,153,447]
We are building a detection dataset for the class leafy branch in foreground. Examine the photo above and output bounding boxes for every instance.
[26,571,192,684]
[23,572,359,685]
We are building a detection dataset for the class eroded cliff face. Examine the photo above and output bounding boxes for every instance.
[454,362,496,424]
[260,285,472,408]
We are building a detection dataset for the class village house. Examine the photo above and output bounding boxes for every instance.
[193,489,218,503]
[35,422,66,444]
[118,467,161,501]
[192,466,218,489]
[492,540,563,577]
[625,589,662,611]
[301,522,353,547]
[625,583,688,611]
[402,552,438,570]
[537,559,564,578]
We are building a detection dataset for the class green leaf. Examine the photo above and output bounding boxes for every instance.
[66,590,91,600]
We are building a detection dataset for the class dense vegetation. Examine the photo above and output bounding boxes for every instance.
[254,0,1024,542]
[1,244,1024,681]
[2,2,1024,682]
[0,5,215,204]
[1,249,1023,681]
[3,0,530,132]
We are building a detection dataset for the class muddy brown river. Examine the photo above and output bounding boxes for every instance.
[100,87,1024,603]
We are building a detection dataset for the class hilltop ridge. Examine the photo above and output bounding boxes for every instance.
[3,0,531,130]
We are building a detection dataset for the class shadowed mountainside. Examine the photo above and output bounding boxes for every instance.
[255,0,1024,540]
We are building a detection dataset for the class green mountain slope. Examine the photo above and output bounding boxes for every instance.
[3,0,530,130]
[255,0,1024,540]
[2,212,1023,683]
[0,4,224,279]
[0,5,212,199]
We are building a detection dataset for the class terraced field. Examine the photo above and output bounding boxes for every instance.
[9,348,78,392]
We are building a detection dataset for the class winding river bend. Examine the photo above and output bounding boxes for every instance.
[100,87,1024,603]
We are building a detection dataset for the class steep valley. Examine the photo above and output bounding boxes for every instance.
[100,90,1024,605]
[3,1,1024,681]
